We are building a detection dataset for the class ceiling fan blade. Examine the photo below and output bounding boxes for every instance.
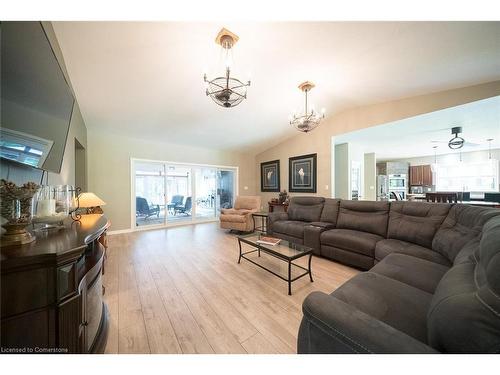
[421,127,454,134]
[463,141,481,147]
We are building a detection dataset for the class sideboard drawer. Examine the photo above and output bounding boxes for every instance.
[1,267,55,317]
[58,262,77,300]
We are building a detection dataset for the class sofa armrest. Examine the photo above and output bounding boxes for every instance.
[267,212,288,235]
[221,208,254,215]
[309,222,336,229]
[304,224,333,255]
[298,291,438,354]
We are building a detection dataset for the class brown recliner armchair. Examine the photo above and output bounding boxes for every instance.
[219,196,261,232]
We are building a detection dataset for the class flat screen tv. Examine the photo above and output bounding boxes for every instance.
[0,21,75,173]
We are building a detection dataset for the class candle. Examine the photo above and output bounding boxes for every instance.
[37,199,56,217]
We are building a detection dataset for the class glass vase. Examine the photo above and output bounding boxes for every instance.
[0,179,39,247]
[33,185,70,226]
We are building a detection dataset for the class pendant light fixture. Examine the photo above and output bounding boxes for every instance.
[204,28,250,108]
[487,138,493,159]
[289,81,325,133]
[448,126,465,149]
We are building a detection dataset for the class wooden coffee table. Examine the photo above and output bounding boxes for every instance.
[237,233,313,295]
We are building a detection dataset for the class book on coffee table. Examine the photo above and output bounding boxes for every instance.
[256,236,281,246]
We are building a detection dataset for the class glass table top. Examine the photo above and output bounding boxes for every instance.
[238,233,312,259]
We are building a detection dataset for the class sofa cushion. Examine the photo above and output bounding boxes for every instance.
[453,237,480,265]
[321,245,374,270]
[287,197,325,222]
[321,229,383,257]
[427,216,500,353]
[479,217,500,299]
[319,198,341,224]
[375,239,451,266]
[336,201,389,237]
[432,204,500,263]
[371,253,450,294]
[387,201,451,249]
[332,272,432,343]
[272,220,308,239]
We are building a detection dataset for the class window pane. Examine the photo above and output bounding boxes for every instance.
[135,162,165,227]
[435,159,499,192]
[166,165,192,222]
[195,168,217,219]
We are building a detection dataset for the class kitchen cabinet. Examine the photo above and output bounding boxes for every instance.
[410,165,433,186]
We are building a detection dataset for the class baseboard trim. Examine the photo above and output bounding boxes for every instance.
[107,218,219,236]
[107,228,134,235]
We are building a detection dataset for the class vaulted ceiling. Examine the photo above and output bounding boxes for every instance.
[53,21,500,153]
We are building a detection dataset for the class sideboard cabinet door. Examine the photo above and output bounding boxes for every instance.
[58,294,82,353]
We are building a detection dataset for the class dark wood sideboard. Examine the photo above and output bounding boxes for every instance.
[1,214,110,353]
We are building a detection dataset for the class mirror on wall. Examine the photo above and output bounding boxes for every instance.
[0,21,74,173]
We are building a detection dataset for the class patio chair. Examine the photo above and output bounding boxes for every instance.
[136,196,160,219]
[174,197,192,215]
[167,195,184,213]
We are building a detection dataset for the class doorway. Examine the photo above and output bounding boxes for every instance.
[74,139,87,191]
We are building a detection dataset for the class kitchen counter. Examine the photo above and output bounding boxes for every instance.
[405,195,499,207]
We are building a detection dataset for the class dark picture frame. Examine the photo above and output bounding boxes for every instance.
[260,160,281,192]
[288,153,317,193]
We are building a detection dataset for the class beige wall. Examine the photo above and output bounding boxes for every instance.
[87,128,256,231]
[255,81,500,206]
[364,153,377,201]
[334,143,349,199]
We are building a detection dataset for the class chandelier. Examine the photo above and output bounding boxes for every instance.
[204,28,250,108]
[290,81,325,133]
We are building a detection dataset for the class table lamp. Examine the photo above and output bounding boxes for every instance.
[78,192,106,214]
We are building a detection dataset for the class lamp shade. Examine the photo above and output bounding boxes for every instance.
[78,192,106,208]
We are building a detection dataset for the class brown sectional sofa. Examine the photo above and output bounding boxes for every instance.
[268,196,500,353]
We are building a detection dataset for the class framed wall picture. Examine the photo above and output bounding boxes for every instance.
[289,153,317,193]
[261,160,280,192]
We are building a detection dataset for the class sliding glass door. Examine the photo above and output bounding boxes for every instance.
[195,167,217,220]
[217,169,235,214]
[133,160,237,228]
[134,162,166,227]
[166,165,192,223]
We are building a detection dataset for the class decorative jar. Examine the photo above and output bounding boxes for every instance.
[33,185,71,226]
[0,179,39,246]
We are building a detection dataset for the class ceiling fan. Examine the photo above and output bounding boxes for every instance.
[430,126,480,150]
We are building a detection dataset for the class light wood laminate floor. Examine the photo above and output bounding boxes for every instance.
[103,222,359,354]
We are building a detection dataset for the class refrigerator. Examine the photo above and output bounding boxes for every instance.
[377,175,388,201]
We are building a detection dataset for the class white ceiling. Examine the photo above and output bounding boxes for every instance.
[334,95,500,160]
[52,21,500,154]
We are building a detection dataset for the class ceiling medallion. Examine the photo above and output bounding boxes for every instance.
[204,28,250,108]
[290,81,325,133]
